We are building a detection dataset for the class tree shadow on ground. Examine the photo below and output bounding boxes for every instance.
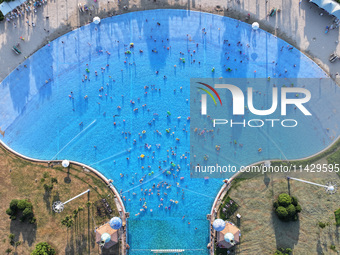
[9,220,37,247]
[52,191,60,204]
[43,190,51,212]
[263,173,270,188]
[272,211,300,250]
[102,243,120,255]
[65,229,75,255]
[64,166,72,184]
[64,204,99,254]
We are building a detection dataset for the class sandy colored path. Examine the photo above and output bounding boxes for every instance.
[0,0,339,82]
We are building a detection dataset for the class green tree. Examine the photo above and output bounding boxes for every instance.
[6,208,14,216]
[9,199,19,211]
[276,206,288,220]
[278,193,292,207]
[17,200,31,210]
[31,242,56,255]
[286,204,296,218]
[22,208,33,219]
[5,248,12,254]
[291,196,298,206]
[295,204,302,213]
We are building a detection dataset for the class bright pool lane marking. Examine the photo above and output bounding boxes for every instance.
[51,119,97,161]
[89,148,132,166]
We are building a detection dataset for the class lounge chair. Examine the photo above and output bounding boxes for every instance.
[269,8,277,17]
[12,46,21,54]
[330,53,338,63]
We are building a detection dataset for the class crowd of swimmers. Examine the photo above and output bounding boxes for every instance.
[60,20,306,227]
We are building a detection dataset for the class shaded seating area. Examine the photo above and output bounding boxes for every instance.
[0,0,26,16]
[102,198,113,214]
[221,197,239,219]
[0,0,47,21]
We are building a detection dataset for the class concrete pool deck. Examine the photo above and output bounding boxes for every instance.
[0,0,339,83]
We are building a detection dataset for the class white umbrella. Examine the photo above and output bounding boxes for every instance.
[252,22,260,30]
[62,160,70,168]
[93,17,101,25]
[212,219,226,232]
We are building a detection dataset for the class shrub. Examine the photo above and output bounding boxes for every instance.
[6,208,14,216]
[51,177,58,184]
[274,247,292,255]
[8,233,15,240]
[43,172,49,178]
[5,248,12,254]
[276,206,288,219]
[335,208,340,226]
[318,222,326,228]
[61,215,74,228]
[43,184,53,192]
[8,233,15,246]
[330,245,336,251]
[29,217,37,224]
[278,193,292,207]
[31,242,56,255]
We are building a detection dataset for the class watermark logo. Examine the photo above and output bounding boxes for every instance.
[190,78,338,179]
[196,82,223,115]
[200,84,311,116]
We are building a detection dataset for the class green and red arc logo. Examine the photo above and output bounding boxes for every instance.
[196,82,223,106]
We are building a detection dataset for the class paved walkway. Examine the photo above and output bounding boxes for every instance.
[0,0,339,82]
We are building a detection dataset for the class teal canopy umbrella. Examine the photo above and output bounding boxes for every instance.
[224,232,235,244]
[101,233,111,243]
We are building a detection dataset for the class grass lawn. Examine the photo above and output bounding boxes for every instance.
[0,145,120,255]
[217,152,340,254]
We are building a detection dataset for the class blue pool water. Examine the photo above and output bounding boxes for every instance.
[1,10,340,254]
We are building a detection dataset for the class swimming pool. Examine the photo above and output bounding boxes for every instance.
[1,9,339,254]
